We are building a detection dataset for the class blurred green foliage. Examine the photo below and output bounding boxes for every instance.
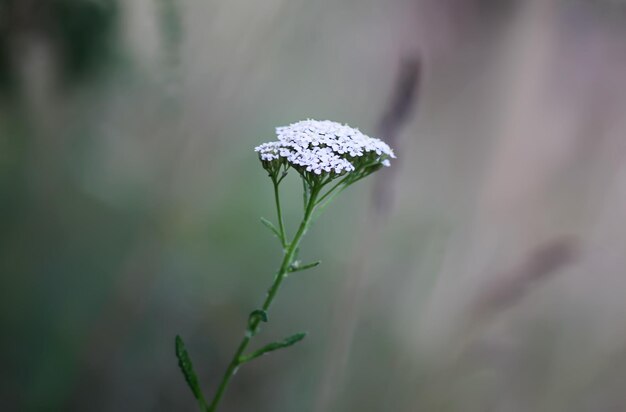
[0,0,119,95]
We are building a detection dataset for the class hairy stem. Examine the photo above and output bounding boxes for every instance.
[207,186,320,412]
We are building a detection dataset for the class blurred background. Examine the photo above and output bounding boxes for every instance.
[2,0,626,410]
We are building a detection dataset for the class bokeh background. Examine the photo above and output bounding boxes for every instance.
[3,0,626,410]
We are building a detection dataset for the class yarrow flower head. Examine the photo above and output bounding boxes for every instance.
[255,119,395,181]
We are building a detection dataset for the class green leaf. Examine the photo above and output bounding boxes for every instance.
[260,217,281,239]
[246,310,268,337]
[175,336,207,407]
[249,309,268,324]
[238,332,307,364]
[288,260,321,273]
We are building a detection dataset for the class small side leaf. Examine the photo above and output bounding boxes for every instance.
[288,260,321,273]
[260,217,281,239]
[248,309,268,325]
[238,332,307,364]
[175,336,207,406]
[250,309,268,322]
[247,310,268,337]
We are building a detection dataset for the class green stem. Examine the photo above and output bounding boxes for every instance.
[206,187,320,412]
[315,175,352,206]
[272,178,287,248]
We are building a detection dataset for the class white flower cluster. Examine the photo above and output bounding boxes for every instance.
[255,119,395,175]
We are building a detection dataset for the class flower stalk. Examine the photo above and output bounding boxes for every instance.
[271,175,287,249]
[206,185,320,411]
